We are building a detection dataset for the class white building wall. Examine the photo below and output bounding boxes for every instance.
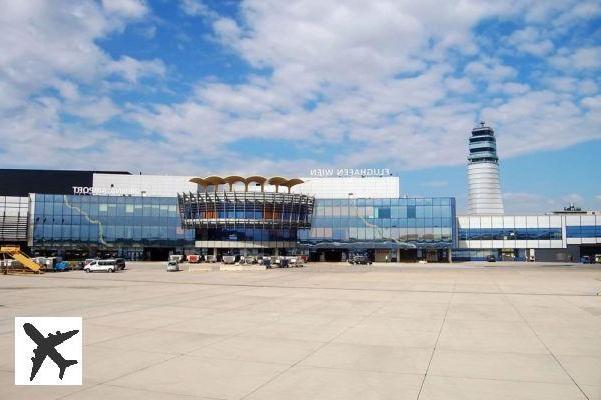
[93,173,400,199]
[293,176,399,199]
[93,174,197,197]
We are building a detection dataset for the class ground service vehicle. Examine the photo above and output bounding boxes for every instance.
[349,253,372,265]
[187,254,200,263]
[169,254,184,263]
[84,259,120,273]
[222,255,236,264]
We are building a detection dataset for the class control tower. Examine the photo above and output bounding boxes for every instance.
[467,122,504,214]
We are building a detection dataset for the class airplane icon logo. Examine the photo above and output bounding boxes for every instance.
[23,322,79,381]
[15,317,82,385]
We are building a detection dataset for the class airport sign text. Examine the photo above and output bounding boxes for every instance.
[309,168,391,177]
[72,186,137,196]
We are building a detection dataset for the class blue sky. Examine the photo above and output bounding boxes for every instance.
[0,0,600,213]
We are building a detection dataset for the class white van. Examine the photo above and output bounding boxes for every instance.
[84,259,119,273]
[222,255,236,264]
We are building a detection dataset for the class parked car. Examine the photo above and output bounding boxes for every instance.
[486,255,496,262]
[166,260,180,272]
[581,255,592,264]
[349,254,372,265]
[187,254,200,263]
[84,259,120,273]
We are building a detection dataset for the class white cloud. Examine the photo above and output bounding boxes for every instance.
[551,46,601,70]
[65,97,120,124]
[488,82,530,95]
[180,0,217,19]
[506,27,554,56]
[102,0,148,19]
[464,59,517,82]
[582,95,601,109]
[445,77,475,94]
[0,0,159,114]
[108,56,166,83]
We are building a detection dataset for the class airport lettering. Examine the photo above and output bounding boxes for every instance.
[72,186,137,196]
[309,168,391,177]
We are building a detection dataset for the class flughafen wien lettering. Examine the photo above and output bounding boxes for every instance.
[309,168,391,177]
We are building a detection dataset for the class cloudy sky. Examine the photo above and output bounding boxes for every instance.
[1,0,600,213]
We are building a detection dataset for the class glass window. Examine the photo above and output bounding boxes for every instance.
[377,207,391,219]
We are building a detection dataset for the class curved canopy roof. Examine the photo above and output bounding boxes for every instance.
[188,175,303,192]
[224,176,246,185]
[204,176,226,186]
[282,178,304,188]
[267,177,288,186]
[245,176,267,185]
[189,177,207,186]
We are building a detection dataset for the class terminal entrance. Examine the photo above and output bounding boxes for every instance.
[398,249,418,262]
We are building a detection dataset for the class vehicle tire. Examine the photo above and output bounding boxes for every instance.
[109,268,114,273]
[84,268,89,273]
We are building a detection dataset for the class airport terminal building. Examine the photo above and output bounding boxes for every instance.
[0,169,458,262]
[0,168,599,262]
[0,125,599,262]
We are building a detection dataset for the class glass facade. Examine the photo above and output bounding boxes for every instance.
[31,194,454,252]
[566,226,601,238]
[459,228,562,240]
[300,197,455,248]
[32,194,194,249]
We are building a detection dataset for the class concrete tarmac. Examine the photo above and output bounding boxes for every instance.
[1,261,600,399]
